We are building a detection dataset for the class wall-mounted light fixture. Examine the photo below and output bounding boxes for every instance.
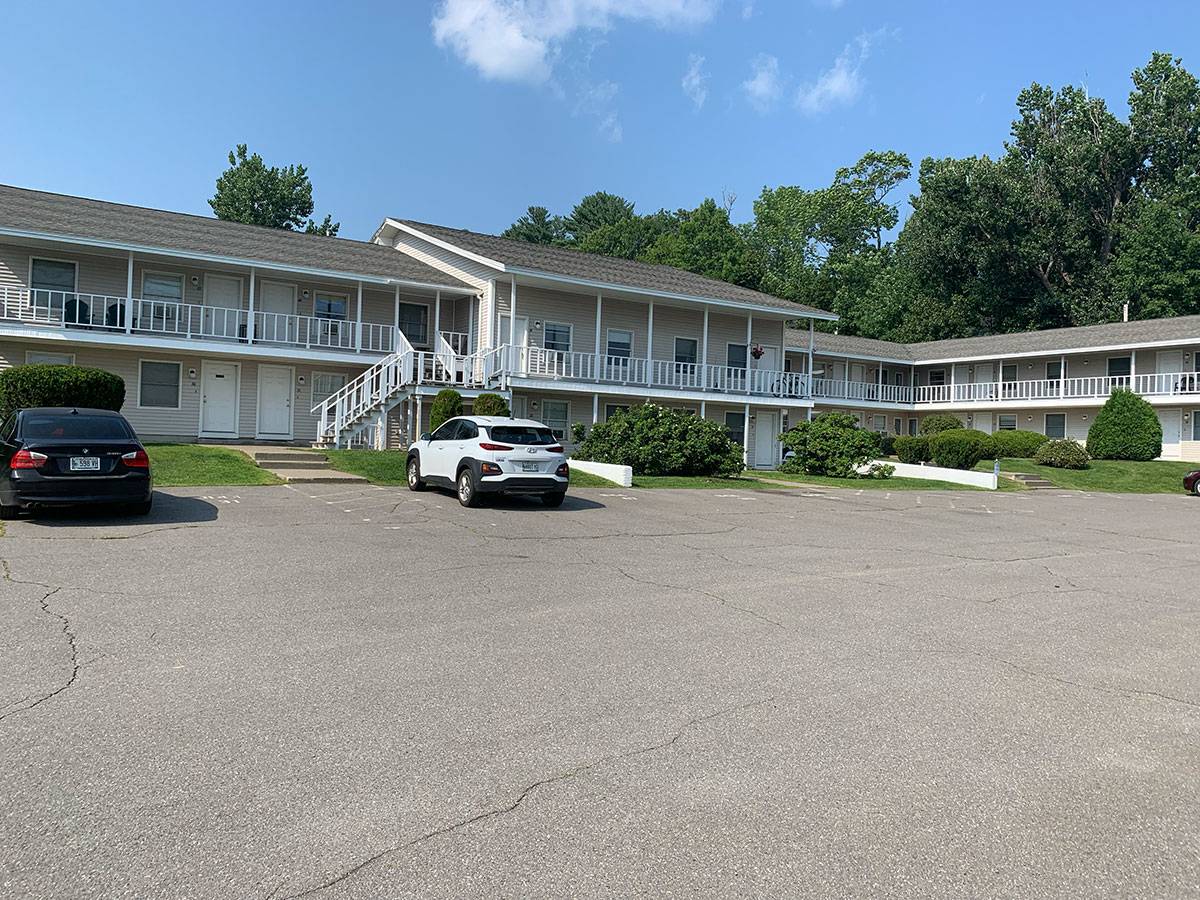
[187,368,197,379]
[302,290,310,301]
[1027,415,1033,422]
[297,375,305,386]
[1082,414,1088,420]
[190,275,200,287]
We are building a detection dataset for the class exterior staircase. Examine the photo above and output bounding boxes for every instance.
[1005,472,1058,490]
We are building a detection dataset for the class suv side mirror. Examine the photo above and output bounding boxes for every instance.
[420,432,432,441]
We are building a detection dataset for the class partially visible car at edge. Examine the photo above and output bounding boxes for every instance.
[406,415,568,508]
[0,407,153,518]
[1185,469,1200,496]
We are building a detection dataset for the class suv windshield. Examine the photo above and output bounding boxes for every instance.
[488,426,556,445]
[21,415,132,440]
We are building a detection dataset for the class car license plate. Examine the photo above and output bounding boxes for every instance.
[70,456,100,472]
[520,462,540,472]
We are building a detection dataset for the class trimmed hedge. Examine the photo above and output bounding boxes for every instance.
[919,414,963,435]
[893,435,931,464]
[575,403,743,476]
[428,388,463,430]
[1035,439,1091,469]
[471,392,510,417]
[929,428,998,470]
[1086,389,1162,461]
[992,428,1049,458]
[778,411,883,478]
[0,364,125,420]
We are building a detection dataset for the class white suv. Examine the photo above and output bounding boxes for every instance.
[406,416,569,508]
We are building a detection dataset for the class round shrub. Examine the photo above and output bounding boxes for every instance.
[1086,389,1162,461]
[471,392,510,417]
[0,364,125,420]
[428,388,463,430]
[929,428,998,470]
[1035,438,1090,469]
[992,429,1049,459]
[575,403,743,476]
[879,433,896,457]
[778,411,884,478]
[919,414,964,435]
[893,435,931,464]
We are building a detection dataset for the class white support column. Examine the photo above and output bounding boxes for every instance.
[594,293,603,381]
[646,302,654,386]
[700,399,706,418]
[125,251,134,334]
[416,394,423,437]
[1059,354,1066,399]
[509,276,517,347]
[701,307,710,389]
[877,362,883,400]
[433,289,441,346]
[745,316,753,395]
[247,266,256,344]
[407,397,413,442]
[355,281,363,352]
[467,296,476,356]
[393,284,401,351]
[998,358,1004,399]
[592,393,599,424]
[742,403,751,467]
[949,362,956,401]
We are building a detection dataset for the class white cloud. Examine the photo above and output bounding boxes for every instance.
[795,31,876,115]
[575,80,624,141]
[432,0,720,84]
[681,54,708,109]
[741,1,755,18]
[742,54,782,113]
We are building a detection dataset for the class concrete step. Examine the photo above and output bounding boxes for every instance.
[1006,473,1057,489]
[253,451,325,463]
[261,459,330,470]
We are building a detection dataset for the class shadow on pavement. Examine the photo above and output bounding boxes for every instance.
[17,492,220,527]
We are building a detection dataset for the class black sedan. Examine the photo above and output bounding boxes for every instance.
[0,408,153,518]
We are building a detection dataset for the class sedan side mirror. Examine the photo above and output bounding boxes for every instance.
[420,432,432,441]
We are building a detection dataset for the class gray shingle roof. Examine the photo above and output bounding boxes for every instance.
[395,219,835,317]
[0,184,473,290]
[789,315,1200,362]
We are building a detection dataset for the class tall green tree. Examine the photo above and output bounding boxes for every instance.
[560,192,636,242]
[209,144,339,236]
[640,199,764,289]
[500,206,565,244]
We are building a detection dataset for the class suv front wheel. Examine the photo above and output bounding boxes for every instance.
[457,467,481,508]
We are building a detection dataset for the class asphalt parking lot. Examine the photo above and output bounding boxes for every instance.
[1,482,1198,899]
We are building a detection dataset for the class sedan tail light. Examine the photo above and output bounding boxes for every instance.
[10,449,48,469]
[121,449,150,469]
[479,442,514,451]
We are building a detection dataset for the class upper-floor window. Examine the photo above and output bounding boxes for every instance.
[674,338,698,365]
[398,302,428,345]
[1001,364,1018,382]
[1107,356,1132,378]
[543,322,571,353]
[606,329,633,359]
[928,369,946,386]
[727,343,748,370]
[30,258,77,312]
[314,293,348,320]
[1046,360,1062,381]
[143,272,184,304]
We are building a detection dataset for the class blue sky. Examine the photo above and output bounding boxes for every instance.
[4,1,1198,240]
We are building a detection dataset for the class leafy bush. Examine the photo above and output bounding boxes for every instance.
[428,388,463,430]
[1035,438,1091,469]
[0,364,124,420]
[570,422,586,444]
[879,433,896,456]
[1086,389,1162,460]
[778,411,884,478]
[929,428,998,470]
[991,428,1049,458]
[575,403,743,476]
[919,413,964,435]
[471,392,510,417]
[893,435,931,464]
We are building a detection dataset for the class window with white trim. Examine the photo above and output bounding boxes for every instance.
[727,343,748,369]
[1107,356,1132,378]
[725,411,745,446]
[1045,413,1066,439]
[928,369,946,386]
[139,361,181,409]
[1193,413,1200,441]
[143,272,184,303]
[997,414,1017,430]
[1046,360,1062,381]
[543,322,571,353]
[30,258,77,314]
[606,329,633,358]
[26,351,75,365]
[872,415,887,433]
[605,404,629,419]
[312,372,347,407]
[541,399,569,439]
[398,302,428,345]
[314,293,348,320]
[908,418,918,436]
[893,417,902,435]
[674,338,698,365]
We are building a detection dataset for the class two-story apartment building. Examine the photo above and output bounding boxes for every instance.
[785,320,1200,461]
[0,186,833,467]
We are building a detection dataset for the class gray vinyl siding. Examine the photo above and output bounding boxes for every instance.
[386,232,495,289]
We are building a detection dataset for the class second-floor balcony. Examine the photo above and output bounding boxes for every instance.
[0,287,397,354]
[812,373,1200,406]
[492,344,810,400]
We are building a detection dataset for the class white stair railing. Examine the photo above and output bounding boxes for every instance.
[314,330,415,447]
[435,331,459,383]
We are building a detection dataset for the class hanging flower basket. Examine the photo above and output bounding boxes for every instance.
[750,344,765,360]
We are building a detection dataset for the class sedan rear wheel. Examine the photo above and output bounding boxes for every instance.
[457,468,481,508]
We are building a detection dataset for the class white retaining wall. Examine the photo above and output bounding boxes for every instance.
[569,458,634,487]
[862,459,999,490]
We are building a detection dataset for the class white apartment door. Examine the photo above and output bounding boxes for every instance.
[201,362,239,436]
[974,413,993,434]
[974,363,995,401]
[258,282,296,343]
[1157,350,1184,395]
[498,315,529,372]
[754,410,779,468]
[1157,409,1182,459]
[204,274,243,339]
[256,365,294,439]
[752,345,779,393]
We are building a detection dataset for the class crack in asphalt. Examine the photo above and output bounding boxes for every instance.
[613,565,785,629]
[0,567,79,723]
[277,695,778,899]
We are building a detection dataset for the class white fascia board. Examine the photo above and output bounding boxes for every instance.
[507,375,814,408]
[0,226,473,296]
[792,347,913,366]
[392,221,837,322]
[0,324,389,366]
[913,336,1200,366]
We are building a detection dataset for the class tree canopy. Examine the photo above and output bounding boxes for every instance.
[499,52,1200,342]
[210,144,339,236]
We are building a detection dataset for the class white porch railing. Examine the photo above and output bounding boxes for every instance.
[812,372,1200,405]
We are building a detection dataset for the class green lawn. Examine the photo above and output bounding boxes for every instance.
[322,449,409,485]
[979,457,1196,493]
[147,444,281,487]
[569,469,621,487]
